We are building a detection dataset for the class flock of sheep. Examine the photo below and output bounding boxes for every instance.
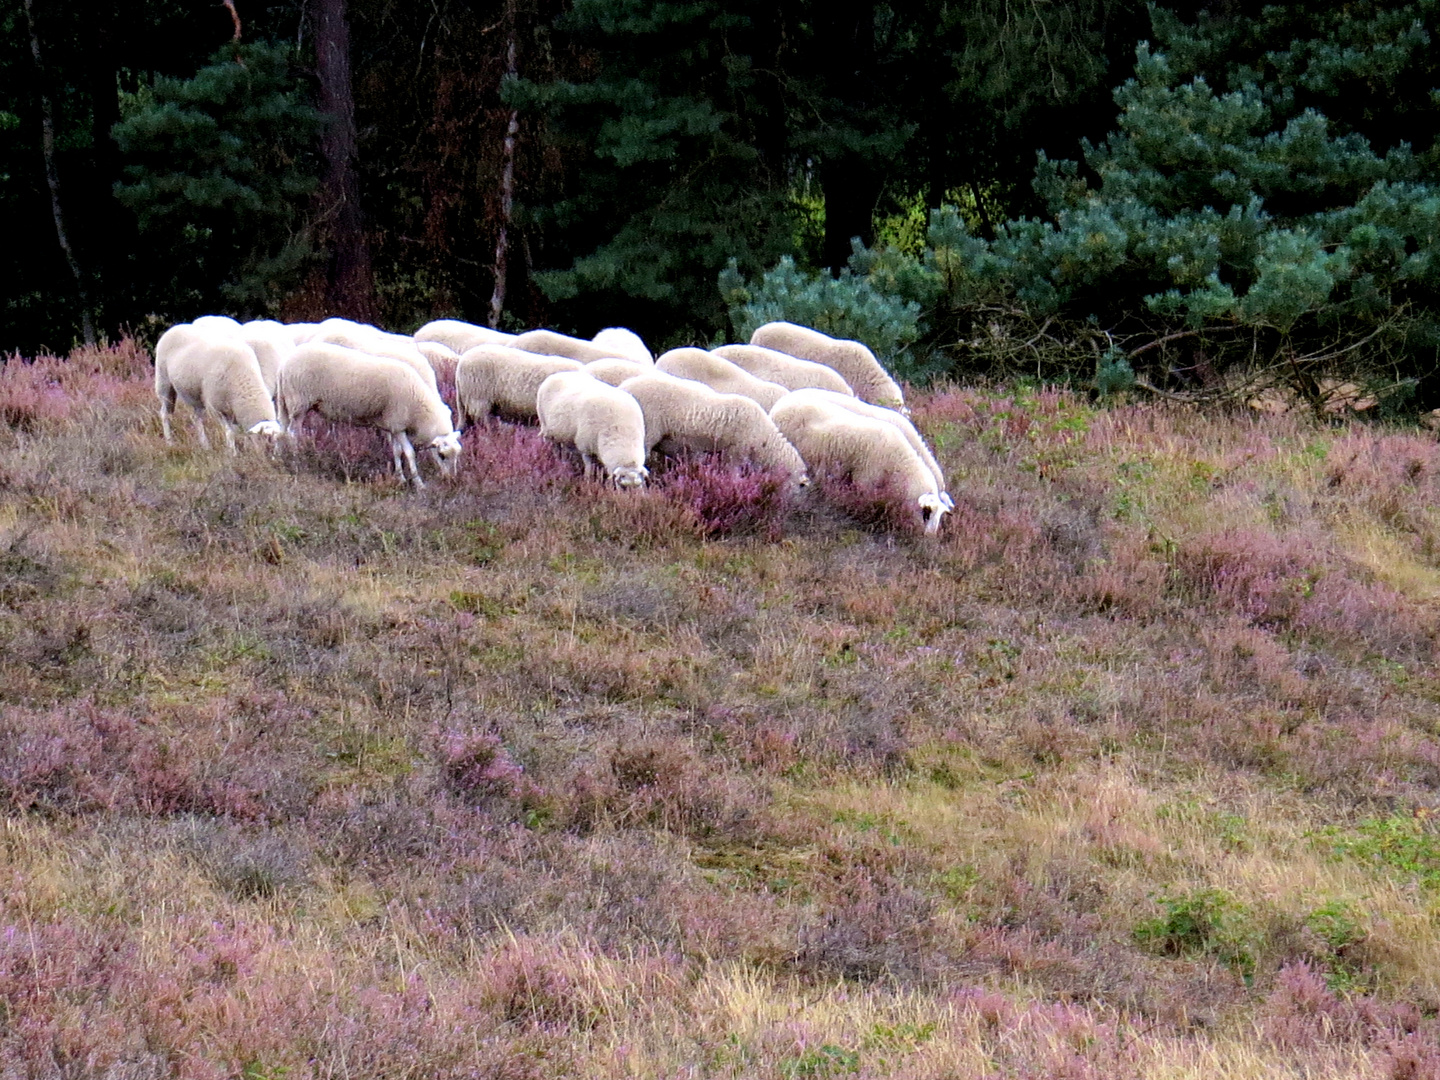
[152,316,955,533]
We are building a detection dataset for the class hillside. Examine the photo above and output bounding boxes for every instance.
[3,340,1440,1078]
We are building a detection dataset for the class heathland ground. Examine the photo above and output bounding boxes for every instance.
[3,341,1440,1077]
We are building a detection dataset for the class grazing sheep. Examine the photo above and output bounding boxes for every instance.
[415,340,461,370]
[154,325,282,452]
[514,329,629,364]
[750,322,905,409]
[277,342,461,488]
[536,370,648,488]
[774,388,951,509]
[310,318,438,393]
[770,395,947,534]
[285,322,323,345]
[591,327,653,365]
[618,372,808,487]
[711,343,855,397]
[655,348,789,410]
[191,314,244,337]
[454,345,584,427]
[584,357,651,387]
[415,319,517,354]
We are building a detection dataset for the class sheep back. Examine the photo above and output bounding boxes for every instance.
[515,329,629,364]
[711,344,855,397]
[415,319,517,354]
[655,348,790,410]
[750,322,905,409]
[591,327,654,365]
[585,357,651,387]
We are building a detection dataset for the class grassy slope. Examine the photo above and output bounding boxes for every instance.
[3,340,1440,1077]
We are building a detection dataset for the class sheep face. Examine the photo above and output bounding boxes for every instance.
[427,431,463,475]
[918,492,949,535]
[611,465,648,489]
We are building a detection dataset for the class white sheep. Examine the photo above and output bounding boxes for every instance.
[655,348,790,410]
[183,317,290,396]
[191,314,244,337]
[415,340,461,370]
[415,319,517,354]
[711,343,855,397]
[536,370,648,488]
[154,324,282,451]
[514,329,630,364]
[618,372,808,487]
[584,357,652,387]
[454,345,584,427]
[285,322,323,345]
[310,318,439,393]
[277,342,461,488]
[774,388,952,509]
[591,327,653,365]
[770,395,947,534]
[750,322,905,410]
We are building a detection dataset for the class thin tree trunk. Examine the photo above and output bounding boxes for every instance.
[312,0,377,321]
[488,2,519,330]
[23,0,95,345]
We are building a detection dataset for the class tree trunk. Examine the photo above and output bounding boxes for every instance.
[821,155,881,275]
[488,5,519,330]
[23,0,95,345]
[312,0,377,322]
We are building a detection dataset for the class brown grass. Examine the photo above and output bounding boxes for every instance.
[3,342,1440,1076]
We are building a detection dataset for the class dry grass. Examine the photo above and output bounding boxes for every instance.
[3,341,1440,1076]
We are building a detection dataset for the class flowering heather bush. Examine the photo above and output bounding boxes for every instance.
[814,467,924,534]
[0,338,151,430]
[452,419,576,494]
[651,452,793,540]
[441,731,526,806]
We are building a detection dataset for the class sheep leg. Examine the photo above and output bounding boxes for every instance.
[581,452,598,480]
[398,431,425,489]
[192,407,210,449]
[222,421,238,455]
[159,398,174,444]
[389,432,406,478]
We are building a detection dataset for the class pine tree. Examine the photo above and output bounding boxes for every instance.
[112,41,322,319]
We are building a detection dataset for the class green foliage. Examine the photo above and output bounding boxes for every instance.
[719,255,921,372]
[1134,887,1257,977]
[1321,813,1440,889]
[513,0,797,342]
[112,42,321,317]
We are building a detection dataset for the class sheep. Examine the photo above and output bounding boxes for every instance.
[191,314,244,337]
[276,342,462,488]
[536,370,648,488]
[617,372,808,487]
[309,318,438,393]
[750,322,905,410]
[178,317,290,396]
[655,347,790,410]
[514,329,630,364]
[711,343,855,397]
[286,322,323,345]
[415,340,461,370]
[591,327,653,365]
[453,345,584,427]
[154,325,282,452]
[415,319,517,354]
[584,357,651,387]
[774,387,951,509]
[770,395,947,534]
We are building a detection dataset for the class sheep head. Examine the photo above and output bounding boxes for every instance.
[427,431,464,475]
[918,492,949,535]
[248,420,284,441]
[611,465,649,489]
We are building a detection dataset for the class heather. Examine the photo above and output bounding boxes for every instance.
[7,341,1440,1076]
